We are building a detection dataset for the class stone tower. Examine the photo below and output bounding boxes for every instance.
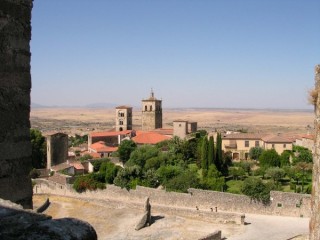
[310,64,320,239]
[0,0,33,209]
[115,106,132,131]
[141,89,162,131]
[46,133,69,169]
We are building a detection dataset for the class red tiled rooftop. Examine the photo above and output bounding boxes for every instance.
[132,132,171,145]
[70,162,85,170]
[89,141,118,153]
[262,135,293,143]
[223,133,265,140]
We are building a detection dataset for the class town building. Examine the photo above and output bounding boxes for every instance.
[115,105,132,131]
[173,120,198,139]
[222,133,293,160]
[141,89,162,131]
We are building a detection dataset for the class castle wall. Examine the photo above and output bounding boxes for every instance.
[34,181,311,218]
[0,0,33,209]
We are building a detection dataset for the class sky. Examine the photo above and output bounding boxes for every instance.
[31,0,320,109]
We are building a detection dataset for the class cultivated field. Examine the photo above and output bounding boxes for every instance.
[30,107,314,136]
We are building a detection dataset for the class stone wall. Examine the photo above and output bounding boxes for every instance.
[0,0,33,208]
[34,180,311,218]
[310,64,320,239]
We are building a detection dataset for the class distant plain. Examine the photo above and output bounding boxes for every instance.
[30,107,314,136]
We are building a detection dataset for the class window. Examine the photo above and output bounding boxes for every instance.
[283,144,286,148]
[255,141,259,147]
[277,203,282,208]
[245,141,249,147]
[272,144,275,149]
[119,120,123,125]
[150,105,152,111]
[145,106,147,111]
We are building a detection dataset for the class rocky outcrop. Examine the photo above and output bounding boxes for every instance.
[0,198,97,240]
[310,64,320,240]
[135,197,152,230]
[0,0,33,209]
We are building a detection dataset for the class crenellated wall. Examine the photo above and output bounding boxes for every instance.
[0,0,33,209]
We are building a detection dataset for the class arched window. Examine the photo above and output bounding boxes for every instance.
[145,105,147,111]
[150,105,152,111]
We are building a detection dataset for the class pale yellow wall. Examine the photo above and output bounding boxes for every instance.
[264,142,292,154]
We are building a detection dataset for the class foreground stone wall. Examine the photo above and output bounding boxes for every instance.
[310,64,320,239]
[34,180,311,218]
[0,0,33,208]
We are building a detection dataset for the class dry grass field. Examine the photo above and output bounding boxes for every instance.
[31,107,314,136]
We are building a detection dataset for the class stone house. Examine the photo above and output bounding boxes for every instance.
[173,120,198,139]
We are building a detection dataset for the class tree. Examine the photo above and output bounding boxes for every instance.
[208,136,215,166]
[73,174,106,192]
[165,169,199,193]
[229,166,246,180]
[292,146,312,165]
[118,140,137,163]
[99,161,120,184]
[258,149,280,168]
[294,162,312,192]
[265,167,285,187]
[240,161,254,176]
[215,133,223,171]
[201,137,209,175]
[241,177,271,204]
[126,145,159,168]
[113,165,142,190]
[201,165,225,191]
[249,147,264,160]
[280,150,292,167]
[30,129,47,168]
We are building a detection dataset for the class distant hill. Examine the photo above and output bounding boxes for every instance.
[31,102,123,109]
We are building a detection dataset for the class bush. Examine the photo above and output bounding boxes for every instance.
[241,177,271,204]
[73,174,106,193]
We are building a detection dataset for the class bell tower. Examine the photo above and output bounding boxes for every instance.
[141,89,162,131]
[115,106,132,131]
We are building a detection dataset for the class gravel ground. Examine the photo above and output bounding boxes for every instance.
[33,195,309,240]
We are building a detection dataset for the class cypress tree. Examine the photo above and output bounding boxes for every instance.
[208,136,214,166]
[215,133,223,172]
[201,137,209,174]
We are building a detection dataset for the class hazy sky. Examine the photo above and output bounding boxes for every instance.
[31,0,320,109]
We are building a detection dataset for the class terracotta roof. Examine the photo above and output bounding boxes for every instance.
[302,134,314,140]
[223,133,265,140]
[116,105,132,109]
[70,162,85,170]
[262,135,293,143]
[90,130,132,137]
[88,152,102,159]
[132,132,171,145]
[89,141,118,153]
[149,128,174,136]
